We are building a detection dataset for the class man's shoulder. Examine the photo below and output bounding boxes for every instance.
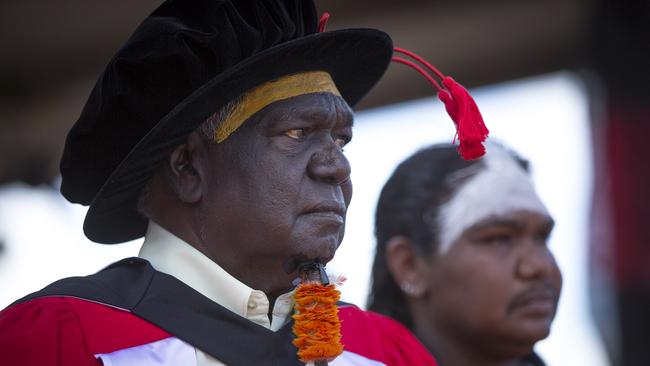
[0,257,173,365]
[0,295,170,365]
[338,304,437,366]
[1,296,171,350]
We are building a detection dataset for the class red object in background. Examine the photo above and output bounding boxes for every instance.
[590,101,650,366]
[606,105,650,289]
[587,0,650,364]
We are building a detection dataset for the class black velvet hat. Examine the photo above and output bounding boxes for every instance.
[60,0,393,244]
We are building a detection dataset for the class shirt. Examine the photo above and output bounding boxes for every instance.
[139,221,295,365]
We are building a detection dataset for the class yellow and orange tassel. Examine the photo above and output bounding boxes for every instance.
[292,273,343,364]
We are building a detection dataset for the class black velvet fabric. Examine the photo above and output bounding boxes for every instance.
[58,0,393,243]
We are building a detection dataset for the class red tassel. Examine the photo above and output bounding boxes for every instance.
[393,48,489,160]
[438,77,489,160]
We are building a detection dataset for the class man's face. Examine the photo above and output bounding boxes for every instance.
[198,93,353,290]
[426,210,562,356]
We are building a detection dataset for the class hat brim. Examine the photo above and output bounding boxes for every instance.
[84,28,393,243]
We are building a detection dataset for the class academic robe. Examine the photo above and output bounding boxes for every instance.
[0,258,437,366]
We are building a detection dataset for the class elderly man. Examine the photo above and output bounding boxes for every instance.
[0,0,437,365]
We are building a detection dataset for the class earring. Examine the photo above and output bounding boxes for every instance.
[178,162,198,176]
[400,282,425,297]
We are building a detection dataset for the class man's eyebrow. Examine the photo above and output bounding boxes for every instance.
[467,215,555,233]
[274,107,354,128]
[467,218,526,232]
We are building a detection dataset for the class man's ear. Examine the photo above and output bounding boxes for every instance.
[166,131,207,203]
[385,235,429,299]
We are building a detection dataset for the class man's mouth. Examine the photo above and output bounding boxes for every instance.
[508,283,559,317]
[302,201,346,224]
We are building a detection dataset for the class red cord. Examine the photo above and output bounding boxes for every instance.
[394,47,445,80]
[318,12,330,33]
[391,57,444,92]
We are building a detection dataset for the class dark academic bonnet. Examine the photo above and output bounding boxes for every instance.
[59,0,393,244]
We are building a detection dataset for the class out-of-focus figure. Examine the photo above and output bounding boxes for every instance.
[368,143,562,366]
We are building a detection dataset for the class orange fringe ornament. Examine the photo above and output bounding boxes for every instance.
[292,282,343,364]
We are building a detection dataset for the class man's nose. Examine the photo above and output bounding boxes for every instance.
[307,143,351,185]
[515,243,556,280]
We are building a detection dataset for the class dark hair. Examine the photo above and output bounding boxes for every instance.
[366,143,529,329]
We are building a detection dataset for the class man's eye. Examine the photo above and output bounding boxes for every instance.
[284,128,306,140]
[480,234,513,246]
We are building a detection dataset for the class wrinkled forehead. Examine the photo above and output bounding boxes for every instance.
[437,144,549,253]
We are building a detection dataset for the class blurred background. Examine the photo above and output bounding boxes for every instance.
[1,1,649,365]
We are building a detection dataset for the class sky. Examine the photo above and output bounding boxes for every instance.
[0,71,608,365]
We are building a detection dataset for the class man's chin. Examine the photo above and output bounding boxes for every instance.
[282,238,339,273]
[312,236,340,263]
[300,244,337,267]
[510,318,553,345]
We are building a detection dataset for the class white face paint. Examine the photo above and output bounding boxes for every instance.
[437,143,549,253]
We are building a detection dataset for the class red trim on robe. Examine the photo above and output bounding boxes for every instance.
[339,305,438,365]
[0,297,171,366]
[1,297,437,365]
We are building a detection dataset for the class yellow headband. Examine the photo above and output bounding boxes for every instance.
[214,71,341,143]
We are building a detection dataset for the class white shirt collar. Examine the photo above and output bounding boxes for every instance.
[138,221,294,331]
